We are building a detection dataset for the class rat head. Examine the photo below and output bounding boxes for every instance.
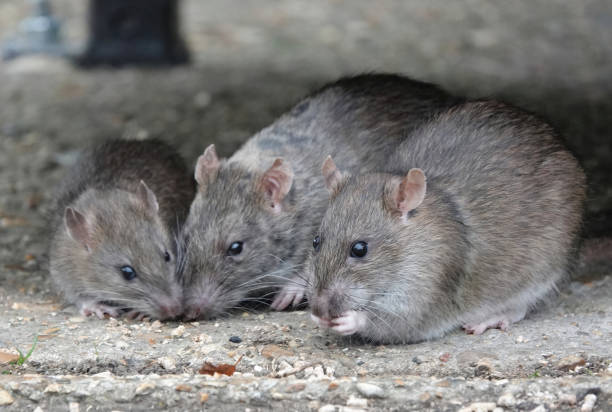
[180,145,297,320]
[308,157,450,341]
[62,181,183,320]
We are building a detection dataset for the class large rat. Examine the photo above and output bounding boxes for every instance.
[179,74,463,319]
[49,139,195,320]
[308,100,586,343]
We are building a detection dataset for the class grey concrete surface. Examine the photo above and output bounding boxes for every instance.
[1,1,611,411]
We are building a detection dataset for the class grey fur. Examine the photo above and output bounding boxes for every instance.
[180,74,462,319]
[308,100,586,343]
[49,139,195,320]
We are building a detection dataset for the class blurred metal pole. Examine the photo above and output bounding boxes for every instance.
[1,0,69,60]
[76,0,189,66]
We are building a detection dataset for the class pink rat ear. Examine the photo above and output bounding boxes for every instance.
[389,168,427,216]
[64,207,91,250]
[137,180,159,214]
[321,155,343,194]
[195,144,221,187]
[259,158,294,213]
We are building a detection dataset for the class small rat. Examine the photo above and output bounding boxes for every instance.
[49,139,195,320]
[179,74,462,319]
[308,100,586,343]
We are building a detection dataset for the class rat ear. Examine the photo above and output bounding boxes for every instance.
[64,207,91,250]
[321,155,343,194]
[137,180,159,214]
[259,158,294,213]
[389,168,427,215]
[195,144,220,187]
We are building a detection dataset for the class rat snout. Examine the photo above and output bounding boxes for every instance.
[184,295,214,320]
[310,287,346,321]
[159,301,182,320]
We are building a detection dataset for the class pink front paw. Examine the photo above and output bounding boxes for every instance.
[79,301,120,319]
[330,310,368,336]
[271,284,306,311]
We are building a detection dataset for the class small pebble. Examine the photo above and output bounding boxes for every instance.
[355,382,385,398]
[0,389,14,406]
[171,325,185,338]
[530,405,546,412]
[318,405,336,412]
[68,402,80,412]
[458,402,496,412]
[347,396,368,408]
[229,336,242,343]
[159,356,176,371]
[580,393,597,412]
[497,392,516,406]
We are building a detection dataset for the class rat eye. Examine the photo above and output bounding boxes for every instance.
[350,241,368,258]
[227,241,243,256]
[120,265,137,281]
[313,235,321,252]
[164,251,171,262]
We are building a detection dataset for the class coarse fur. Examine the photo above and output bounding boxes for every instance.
[180,74,463,319]
[49,139,195,320]
[308,101,586,343]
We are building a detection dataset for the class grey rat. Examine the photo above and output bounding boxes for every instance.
[179,74,462,320]
[49,139,195,320]
[308,100,586,343]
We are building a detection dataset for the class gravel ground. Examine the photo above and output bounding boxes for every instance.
[1,1,611,410]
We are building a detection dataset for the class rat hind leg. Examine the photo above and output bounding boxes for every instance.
[462,306,527,335]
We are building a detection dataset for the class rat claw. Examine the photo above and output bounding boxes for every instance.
[291,289,305,307]
[79,301,119,319]
[272,284,306,311]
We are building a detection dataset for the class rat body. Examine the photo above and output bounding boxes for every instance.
[309,101,586,343]
[180,74,462,319]
[49,139,195,319]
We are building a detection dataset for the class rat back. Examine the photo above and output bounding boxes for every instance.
[390,101,586,334]
[53,138,195,231]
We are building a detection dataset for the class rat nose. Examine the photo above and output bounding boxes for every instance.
[311,288,345,319]
[159,302,182,319]
[310,293,331,320]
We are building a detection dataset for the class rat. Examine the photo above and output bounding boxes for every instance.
[308,100,586,343]
[49,139,195,320]
[179,74,463,320]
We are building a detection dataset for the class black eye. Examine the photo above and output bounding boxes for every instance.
[120,265,137,281]
[313,235,321,252]
[227,241,243,256]
[164,251,171,262]
[350,241,368,258]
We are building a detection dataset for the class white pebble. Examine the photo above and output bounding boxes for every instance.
[159,356,176,371]
[346,396,368,408]
[318,405,336,412]
[171,325,185,338]
[355,382,385,398]
[497,392,516,406]
[581,394,597,412]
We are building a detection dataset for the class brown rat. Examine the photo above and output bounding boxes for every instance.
[179,74,462,319]
[49,139,195,320]
[308,100,586,343]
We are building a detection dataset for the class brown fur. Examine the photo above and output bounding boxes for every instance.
[308,101,586,343]
[49,139,195,319]
[179,74,462,319]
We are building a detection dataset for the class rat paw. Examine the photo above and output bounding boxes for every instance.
[271,283,306,311]
[79,301,120,319]
[310,313,333,328]
[330,310,368,336]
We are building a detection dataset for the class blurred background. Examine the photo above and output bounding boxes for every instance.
[0,0,611,290]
